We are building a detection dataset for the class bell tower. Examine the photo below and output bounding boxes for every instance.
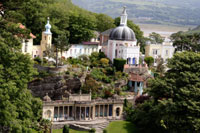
[40,17,52,57]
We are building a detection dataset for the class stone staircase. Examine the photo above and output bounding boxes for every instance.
[69,120,110,133]
[53,119,110,133]
[92,121,110,133]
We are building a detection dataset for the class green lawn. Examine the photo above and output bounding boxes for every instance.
[105,121,137,133]
[53,128,88,133]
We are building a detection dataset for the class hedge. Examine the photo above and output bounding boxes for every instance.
[113,58,126,72]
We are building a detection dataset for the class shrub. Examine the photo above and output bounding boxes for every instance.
[135,95,150,105]
[34,57,42,64]
[113,58,126,72]
[105,67,114,75]
[104,88,113,98]
[67,58,81,65]
[144,56,154,67]
[100,58,109,67]
[89,128,96,133]
[98,52,106,59]
[63,125,69,133]
[103,129,107,133]
[102,76,111,83]
[114,71,123,80]
[90,68,104,81]
[38,71,50,78]
[115,88,121,95]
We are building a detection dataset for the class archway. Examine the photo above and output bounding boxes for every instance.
[116,108,120,116]
[46,110,51,119]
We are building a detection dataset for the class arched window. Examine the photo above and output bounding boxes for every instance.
[46,110,51,119]
[116,108,120,116]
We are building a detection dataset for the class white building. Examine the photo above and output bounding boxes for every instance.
[64,32,101,58]
[102,7,140,65]
[64,42,101,58]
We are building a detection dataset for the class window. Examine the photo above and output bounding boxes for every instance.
[70,49,72,54]
[166,50,168,56]
[45,36,46,40]
[74,49,76,54]
[153,49,158,55]
[115,49,118,57]
[25,42,28,52]
[80,49,82,54]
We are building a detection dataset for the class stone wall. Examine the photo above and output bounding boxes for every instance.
[34,64,69,74]
[29,75,81,100]
[69,94,91,102]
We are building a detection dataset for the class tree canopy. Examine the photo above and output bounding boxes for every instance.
[0,18,42,132]
[129,52,200,132]
[171,32,200,52]
[149,32,164,44]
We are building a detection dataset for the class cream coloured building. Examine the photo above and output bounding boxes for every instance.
[42,93,125,121]
[145,38,175,64]
[21,18,52,58]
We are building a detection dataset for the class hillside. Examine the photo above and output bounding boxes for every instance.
[72,0,200,26]
[185,25,200,34]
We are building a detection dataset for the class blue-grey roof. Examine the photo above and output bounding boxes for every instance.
[109,26,136,41]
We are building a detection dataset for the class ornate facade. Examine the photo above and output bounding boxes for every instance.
[42,93,125,121]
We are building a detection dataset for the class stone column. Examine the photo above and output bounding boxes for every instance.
[98,105,100,117]
[67,106,69,119]
[107,104,109,117]
[134,81,138,94]
[84,107,86,120]
[112,105,115,118]
[74,106,76,120]
[63,106,64,120]
[79,106,81,120]
[89,106,91,120]
[92,106,95,120]
[58,106,60,121]
[103,105,105,118]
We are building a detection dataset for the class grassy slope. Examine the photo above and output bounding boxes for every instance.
[106,121,138,133]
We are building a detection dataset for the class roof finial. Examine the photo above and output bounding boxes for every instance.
[120,6,128,26]
[122,6,127,15]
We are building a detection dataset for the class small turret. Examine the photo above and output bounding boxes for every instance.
[43,93,51,102]
[44,17,52,35]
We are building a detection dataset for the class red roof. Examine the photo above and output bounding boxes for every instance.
[19,24,36,39]
[82,42,99,45]
[129,73,144,82]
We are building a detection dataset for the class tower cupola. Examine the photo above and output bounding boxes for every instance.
[44,17,52,35]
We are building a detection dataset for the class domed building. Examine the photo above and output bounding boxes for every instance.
[102,7,140,65]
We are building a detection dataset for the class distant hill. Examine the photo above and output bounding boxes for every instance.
[72,0,200,26]
[185,25,200,34]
